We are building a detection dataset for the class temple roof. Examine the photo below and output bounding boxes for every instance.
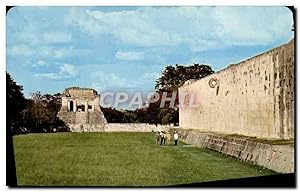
[63,87,98,98]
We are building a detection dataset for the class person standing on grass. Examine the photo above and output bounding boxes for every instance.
[166,131,172,146]
[155,131,160,146]
[162,131,166,145]
[174,131,179,146]
[160,131,166,145]
[160,131,163,145]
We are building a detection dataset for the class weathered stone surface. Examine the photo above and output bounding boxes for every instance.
[57,87,108,132]
[179,39,294,139]
[175,129,294,173]
[105,123,174,132]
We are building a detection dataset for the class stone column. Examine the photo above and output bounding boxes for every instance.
[74,100,77,112]
[67,100,70,111]
[85,100,88,112]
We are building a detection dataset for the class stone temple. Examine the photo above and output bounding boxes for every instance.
[57,87,107,132]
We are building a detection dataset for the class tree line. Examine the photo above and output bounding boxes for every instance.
[7,72,66,134]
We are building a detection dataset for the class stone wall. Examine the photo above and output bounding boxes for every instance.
[67,123,106,132]
[176,129,294,173]
[66,123,174,133]
[57,107,76,124]
[105,123,174,132]
[179,39,294,139]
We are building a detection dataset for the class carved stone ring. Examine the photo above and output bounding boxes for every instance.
[209,78,219,88]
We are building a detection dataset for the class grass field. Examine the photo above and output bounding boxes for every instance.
[13,132,276,186]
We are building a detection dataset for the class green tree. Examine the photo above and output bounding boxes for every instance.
[155,64,214,91]
[22,92,63,132]
[149,63,214,125]
[6,72,26,134]
[101,107,124,123]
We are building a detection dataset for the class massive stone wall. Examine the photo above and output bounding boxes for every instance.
[179,39,294,139]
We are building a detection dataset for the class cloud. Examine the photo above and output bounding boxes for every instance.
[32,60,47,67]
[34,64,78,80]
[90,71,139,92]
[142,72,160,80]
[66,7,293,51]
[66,7,178,47]
[115,51,144,61]
[189,59,206,64]
[7,44,33,56]
[7,44,90,61]
[91,71,126,91]
[36,46,70,59]
[42,32,72,44]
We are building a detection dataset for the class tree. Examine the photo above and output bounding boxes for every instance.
[155,64,214,92]
[6,72,26,134]
[101,107,124,123]
[22,92,63,132]
[149,63,214,125]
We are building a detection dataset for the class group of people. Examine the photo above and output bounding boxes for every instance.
[155,130,179,146]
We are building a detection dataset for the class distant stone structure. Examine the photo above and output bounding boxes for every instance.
[179,39,294,139]
[57,87,107,132]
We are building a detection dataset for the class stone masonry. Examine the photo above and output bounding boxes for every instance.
[179,39,294,139]
[174,128,294,173]
[57,87,108,132]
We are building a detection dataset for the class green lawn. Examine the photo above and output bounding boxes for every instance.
[13,132,276,186]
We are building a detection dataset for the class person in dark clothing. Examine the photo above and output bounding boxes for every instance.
[163,132,166,145]
[160,131,166,145]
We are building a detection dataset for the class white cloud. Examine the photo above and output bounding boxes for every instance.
[32,60,47,67]
[7,44,89,60]
[7,44,33,56]
[7,7,73,46]
[42,32,72,44]
[67,7,178,47]
[67,7,293,51]
[188,57,211,65]
[59,64,78,76]
[37,46,72,59]
[142,72,160,80]
[115,51,144,61]
[90,71,137,91]
[34,64,78,80]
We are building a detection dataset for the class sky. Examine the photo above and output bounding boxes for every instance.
[6,6,294,99]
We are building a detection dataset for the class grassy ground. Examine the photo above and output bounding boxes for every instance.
[13,132,276,186]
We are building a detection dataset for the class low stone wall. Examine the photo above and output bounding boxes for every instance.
[67,123,105,132]
[105,123,174,132]
[66,123,174,132]
[176,128,294,173]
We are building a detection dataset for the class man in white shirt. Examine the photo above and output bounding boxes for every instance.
[174,131,179,146]
[155,131,160,146]
[159,131,164,145]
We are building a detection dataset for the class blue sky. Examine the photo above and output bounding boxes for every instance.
[6,6,293,98]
